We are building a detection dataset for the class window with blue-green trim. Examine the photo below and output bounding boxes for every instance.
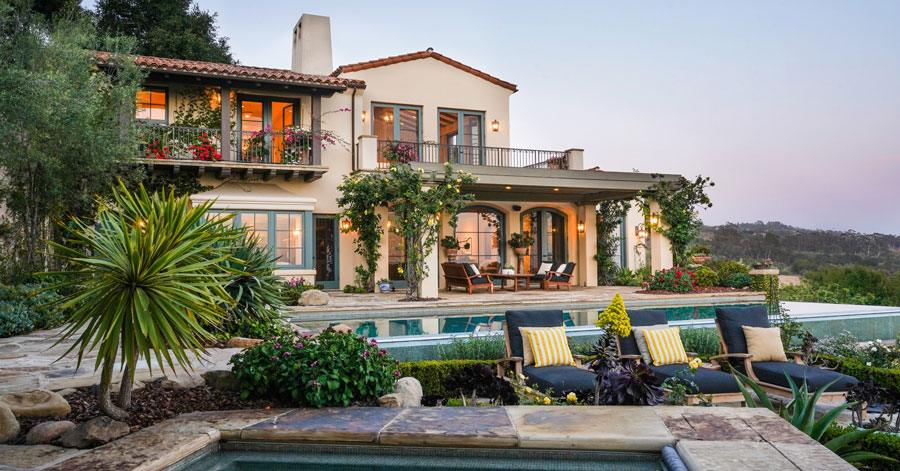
[438,108,485,164]
[455,206,505,273]
[371,103,422,142]
[206,210,313,269]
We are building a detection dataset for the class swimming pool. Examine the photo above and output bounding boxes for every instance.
[170,442,677,471]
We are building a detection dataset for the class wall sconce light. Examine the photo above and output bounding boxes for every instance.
[386,220,392,229]
[577,220,585,234]
[340,219,352,231]
[361,110,367,122]
[649,213,660,226]
[635,224,648,239]
[491,120,500,132]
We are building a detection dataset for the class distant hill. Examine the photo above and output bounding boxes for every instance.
[698,221,900,274]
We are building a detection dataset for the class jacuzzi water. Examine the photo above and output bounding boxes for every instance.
[170,442,674,471]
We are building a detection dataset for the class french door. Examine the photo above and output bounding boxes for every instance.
[314,215,339,289]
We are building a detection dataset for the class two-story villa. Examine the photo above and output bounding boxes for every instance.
[112,13,676,297]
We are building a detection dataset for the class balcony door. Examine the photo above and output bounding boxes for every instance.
[439,109,484,164]
[373,104,421,166]
[521,208,567,273]
[237,96,299,163]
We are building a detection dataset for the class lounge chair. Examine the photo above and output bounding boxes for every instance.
[617,309,746,405]
[543,262,576,290]
[713,305,858,402]
[441,262,494,294]
[525,262,558,289]
[496,309,597,394]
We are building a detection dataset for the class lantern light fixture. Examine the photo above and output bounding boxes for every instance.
[635,224,649,239]
[649,213,660,226]
[340,219,352,231]
[491,120,500,132]
[577,220,585,234]
[361,110,367,122]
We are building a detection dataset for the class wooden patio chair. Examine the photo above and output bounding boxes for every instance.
[496,309,595,393]
[543,262,576,290]
[441,262,494,294]
[713,305,857,403]
[616,309,747,405]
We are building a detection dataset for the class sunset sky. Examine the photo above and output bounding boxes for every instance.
[87,1,900,234]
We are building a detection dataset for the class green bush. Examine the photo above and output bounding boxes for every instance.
[230,328,399,407]
[0,282,67,337]
[822,426,900,471]
[613,268,641,287]
[781,282,881,305]
[724,273,751,288]
[282,277,317,306]
[818,354,900,398]
[709,261,749,286]
[646,267,697,293]
[693,266,719,287]
[749,274,779,292]
[398,359,485,397]
[438,334,506,361]
[218,234,286,336]
[679,327,719,360]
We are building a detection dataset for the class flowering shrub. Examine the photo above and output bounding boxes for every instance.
[189,133,221,161]
[145,139,168,159]
[596,293,631,337]
[229,327,399,407]
[381,142,418,163]
[646,267,697,293]
[282,277,318,306]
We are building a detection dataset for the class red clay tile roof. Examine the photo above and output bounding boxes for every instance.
[332,49,517,92]
[95,52,365,90]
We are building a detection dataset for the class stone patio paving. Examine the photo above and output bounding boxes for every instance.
[0,406,854,471]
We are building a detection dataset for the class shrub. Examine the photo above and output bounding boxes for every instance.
[749,274,778,292]
[818,354,900,399]
[679,327,719,360]
[613,268,641,287]
[230,328,398,407]
[693,266,719,287]
[0,282,67,337]
[441,362,518,405]
[710,260,749,286]
[646,267,697,293]
[822,426,900,471]
[283,277,316,306]
[397,360,485,397]
[217,234,286,336]
[724,273,751,288]
[438,333,506,361]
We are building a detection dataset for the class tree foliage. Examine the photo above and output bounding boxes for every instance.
[94,0,233,63]
[640,175,714,265]
[595,199,631,285]
[336,173,385,292]
[0,5,144,277]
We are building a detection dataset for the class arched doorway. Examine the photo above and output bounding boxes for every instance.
[521,208,567,272]
[454,206,505,274]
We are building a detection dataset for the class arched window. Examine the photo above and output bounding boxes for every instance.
[521,207,567,272]
[454,206,505,274]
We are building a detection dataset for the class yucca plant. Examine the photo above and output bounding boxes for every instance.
[217,233,286,335]
[734,370,895,468]
[43,183,244,420]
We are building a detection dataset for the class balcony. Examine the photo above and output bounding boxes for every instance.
[374,140,570,170]
[138,124,327,181]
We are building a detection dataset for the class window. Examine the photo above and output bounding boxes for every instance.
[455,207,504,273]
[237,96,304,163]
[521,208,566,273]
[372,103,421,142]
[207,210,311,268]
[135,88,167,122]
[438,109,484,164]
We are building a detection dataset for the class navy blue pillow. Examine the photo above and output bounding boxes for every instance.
[715,305,769,354]
[505,310,564,359]
[618,309,668,356]
[462,263,477,277]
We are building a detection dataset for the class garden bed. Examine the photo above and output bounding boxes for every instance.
[642,287,752,295]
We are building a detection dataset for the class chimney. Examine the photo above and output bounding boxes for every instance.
[291,14,333,76]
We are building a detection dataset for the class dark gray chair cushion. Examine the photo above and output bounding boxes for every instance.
[649,364,742,394]
[530,263,559,281]
[549,262,575,282]
[523,365,597,393]
[715,305,769,354]
[751,362,859,393]
[618,309,668,356]
[460,263,490,285]
[505,310,564,359]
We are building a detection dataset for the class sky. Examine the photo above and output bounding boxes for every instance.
[85,1,900,234]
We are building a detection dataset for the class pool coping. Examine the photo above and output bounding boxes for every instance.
[28,405,854,471]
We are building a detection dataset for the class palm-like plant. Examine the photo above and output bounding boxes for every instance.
[217,233,286,333]
[734,370,895,468]
[44,183,244,420]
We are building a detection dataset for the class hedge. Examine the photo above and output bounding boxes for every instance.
[398,359,486,397]
[817,354,900,398]
[822,426,900,471]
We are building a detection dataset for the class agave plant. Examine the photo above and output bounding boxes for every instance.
[733,370,895,467]
[216,232,286,334]
[43,183,244,420]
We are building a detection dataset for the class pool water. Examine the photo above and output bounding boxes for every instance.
[172,443,668,471]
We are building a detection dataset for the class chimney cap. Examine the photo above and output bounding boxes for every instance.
[426,47,434,52]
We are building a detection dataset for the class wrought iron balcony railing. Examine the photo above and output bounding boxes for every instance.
[376,140,569,170]
[138,124,316,165]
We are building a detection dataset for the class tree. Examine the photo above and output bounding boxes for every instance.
[640,175,714,265]
[94,0,234,64]
[44,184,243,419]
[0,6,144,278]
[336,173,386,292]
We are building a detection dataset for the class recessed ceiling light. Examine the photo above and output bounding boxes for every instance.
[504,186,512,190]
[553,188,559,192]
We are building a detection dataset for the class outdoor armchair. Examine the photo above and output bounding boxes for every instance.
[543,262,576,290]
[441,262,494,294]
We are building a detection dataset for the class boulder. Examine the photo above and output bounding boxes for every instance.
[226,337,263,349]
[393,377,423,407]
[377,394,402,407]
[160,375,205,390]
[0,404,19,444]
[0,390,70,419]
[25,421,75,445]
[202,370,238,391]
[329,324,352,334]
[299,289,329,306]
[60,417,130,449]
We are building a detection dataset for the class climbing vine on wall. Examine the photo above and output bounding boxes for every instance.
[595,199,631,285]
[639,174,714,265]
[336,173,386,292]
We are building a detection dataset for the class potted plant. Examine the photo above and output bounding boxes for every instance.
[377,278,393,293]
[689,246,711,265]
[508,232,534,256]
[501,265,516,275]
[752,258,774,270]
[441,235,461,259]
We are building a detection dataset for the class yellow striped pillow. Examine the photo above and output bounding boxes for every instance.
[524,326,576,368]
[642,327,688,366]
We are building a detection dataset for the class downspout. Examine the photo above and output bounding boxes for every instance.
[350,87,357,171]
